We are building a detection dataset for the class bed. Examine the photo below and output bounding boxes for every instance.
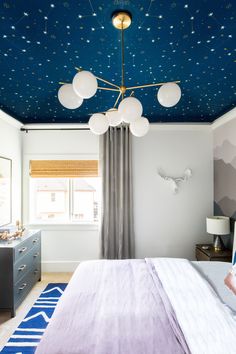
[36,247,236,354]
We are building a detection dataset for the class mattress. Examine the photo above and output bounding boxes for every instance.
[192,261,236,313]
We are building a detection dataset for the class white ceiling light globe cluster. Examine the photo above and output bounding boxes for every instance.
[89,96,149,137]
[57,11,182,138]
[58,76,181,137]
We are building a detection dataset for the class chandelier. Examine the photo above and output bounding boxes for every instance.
[58,11,181,137]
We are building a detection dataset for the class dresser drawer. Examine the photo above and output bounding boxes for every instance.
[14,233,41,262]
[14,266,41,307]
[14,244,41,284]
[0,230,41,317]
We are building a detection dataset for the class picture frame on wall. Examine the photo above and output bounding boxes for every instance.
[0,156,12,226]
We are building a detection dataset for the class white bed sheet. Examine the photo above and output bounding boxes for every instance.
[192,261,236,312]
[151,258,236,354]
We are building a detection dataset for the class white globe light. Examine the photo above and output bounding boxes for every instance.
[105,108,122,127]
[130,117,150,137]
[157,82,181,108]
[58,84,83,109]
[118,97,143,123]
[73,71,98,99]
[88,113,109,135]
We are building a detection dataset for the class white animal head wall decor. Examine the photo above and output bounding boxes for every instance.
[158,168,192,194]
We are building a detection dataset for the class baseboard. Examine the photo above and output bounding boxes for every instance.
[41,261,80,272]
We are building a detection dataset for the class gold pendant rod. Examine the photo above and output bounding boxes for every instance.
[113,91,122,108]
[126,81,181,90]
[98,86,120,92]
[121,21,125,88]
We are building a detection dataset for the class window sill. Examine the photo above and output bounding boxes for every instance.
[26,223,99,231]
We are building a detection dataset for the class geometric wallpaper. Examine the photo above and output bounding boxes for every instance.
[0,0,235,124]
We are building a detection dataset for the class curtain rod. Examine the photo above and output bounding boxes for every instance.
[21,127,90,132]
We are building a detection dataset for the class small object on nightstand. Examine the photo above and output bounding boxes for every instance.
[196,244,232,262]
[201,245,210,250]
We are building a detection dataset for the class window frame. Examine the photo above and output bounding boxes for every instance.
[24,155,100,228]
[29,177,100,225]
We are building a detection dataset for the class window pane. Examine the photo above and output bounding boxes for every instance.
[72,178,100,223]
[30,178,69,222]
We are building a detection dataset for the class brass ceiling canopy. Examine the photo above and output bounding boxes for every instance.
[112,11,132,30]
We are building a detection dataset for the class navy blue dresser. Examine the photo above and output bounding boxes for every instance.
[0,230,41,317]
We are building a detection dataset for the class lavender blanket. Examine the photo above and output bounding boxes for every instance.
[36,260,190,354]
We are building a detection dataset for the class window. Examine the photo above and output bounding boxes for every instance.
[29,160,100,224]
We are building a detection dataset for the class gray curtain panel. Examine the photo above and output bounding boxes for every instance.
[99,125,135,259]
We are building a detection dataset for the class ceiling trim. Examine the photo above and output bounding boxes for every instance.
[0,109,23,129]
[149,123,211,131]
[2,107,235,133]
[211,107,236,130]
[22,123,89,130]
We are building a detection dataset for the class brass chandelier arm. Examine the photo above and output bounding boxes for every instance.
[113,91,122,108]
[126,81,181,90]
[95,76,120,89]
[98,86,120,92]
[59,81,120,92]
[74,66,120,89]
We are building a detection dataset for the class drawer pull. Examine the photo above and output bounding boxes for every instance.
[34,269,39,275]
[18,264,27,272]
[19,247,27,253]
[33,238,38,244]
[19,283,27,291]
[33,252,39,258]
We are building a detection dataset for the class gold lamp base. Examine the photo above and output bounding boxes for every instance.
[112,11,132,30]
[213,235,224,252]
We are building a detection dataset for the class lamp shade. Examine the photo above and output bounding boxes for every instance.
[105,108,122,127]
[206,216,230,235]
[118,97,143,123]
[73,71,98,99]
[157,82,181,107]
[88,113,109,135]
[129,117,150,137]
[58,84,83,109]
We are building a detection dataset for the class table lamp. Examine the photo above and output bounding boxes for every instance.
[206,216,230,251]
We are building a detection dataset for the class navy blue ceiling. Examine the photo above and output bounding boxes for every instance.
[0,0,235,124]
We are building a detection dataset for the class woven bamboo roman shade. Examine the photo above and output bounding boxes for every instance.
[30,160,98,178]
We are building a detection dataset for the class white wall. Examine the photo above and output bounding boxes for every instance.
[22,125,213,270]
[133,125,213,260]
[0,111,22,224]
[22,130,99,272]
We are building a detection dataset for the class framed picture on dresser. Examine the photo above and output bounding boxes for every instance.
[0,156,12,226]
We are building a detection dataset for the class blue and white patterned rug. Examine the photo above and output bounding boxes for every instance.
[0,283,67,354]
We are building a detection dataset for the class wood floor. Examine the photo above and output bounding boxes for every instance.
[0,272,72,350]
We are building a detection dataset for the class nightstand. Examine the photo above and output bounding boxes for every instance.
[195,244,232,262]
